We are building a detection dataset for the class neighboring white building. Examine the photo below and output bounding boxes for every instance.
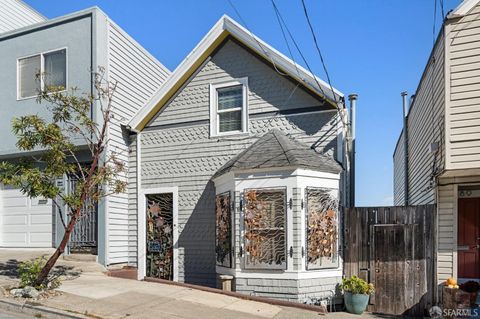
[393,0,480,286]
[0,0,46,34]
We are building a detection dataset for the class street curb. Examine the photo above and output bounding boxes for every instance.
[0,298,90,319]
[144,277,328,314]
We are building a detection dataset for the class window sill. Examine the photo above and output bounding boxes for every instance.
[210,131,250,139]
[17,89,67,102]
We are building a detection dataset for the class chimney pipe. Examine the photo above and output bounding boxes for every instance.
[348,94,358,208]
[401,91,409,206]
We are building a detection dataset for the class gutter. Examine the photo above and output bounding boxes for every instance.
[401,91,409,206]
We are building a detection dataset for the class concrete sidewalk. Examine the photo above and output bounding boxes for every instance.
[0,249,381,319]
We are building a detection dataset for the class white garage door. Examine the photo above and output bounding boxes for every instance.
[0,187,53,247]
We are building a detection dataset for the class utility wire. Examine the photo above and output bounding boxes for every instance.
[433,0,438,46]
[271,2,301,76]
[439,0,445,20]
[300,0,339,107]
[270,0,329,102]
[226,0,288,77]
[271,0,346,128]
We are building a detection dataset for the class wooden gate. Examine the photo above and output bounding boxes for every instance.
[344,205,436,317]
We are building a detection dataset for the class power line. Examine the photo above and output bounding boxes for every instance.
[439,0,445,20]
[271,0,347,128]
[433,0,438,46]
[270,0,329,101]
[300,0,339,107]
[271,1,301,76]
[226,0,288,77]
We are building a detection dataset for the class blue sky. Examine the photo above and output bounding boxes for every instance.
[25,0,461,206]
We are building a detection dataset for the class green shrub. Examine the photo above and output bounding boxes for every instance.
[339,275,375,295]
[18,258,46,289]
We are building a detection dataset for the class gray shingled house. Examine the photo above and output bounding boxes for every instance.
[126,15,356,303]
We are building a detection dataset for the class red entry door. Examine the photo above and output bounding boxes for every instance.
[458,197,480,279]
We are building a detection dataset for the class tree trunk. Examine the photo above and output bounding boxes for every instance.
[33,213,79,287]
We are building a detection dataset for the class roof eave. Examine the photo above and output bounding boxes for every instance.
[447,0,480,19]
[129,15,343,132]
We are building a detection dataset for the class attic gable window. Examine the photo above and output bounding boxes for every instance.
[210,78,249,136]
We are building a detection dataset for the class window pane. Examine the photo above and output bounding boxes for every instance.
[244,189,286,270]
[44,49,66,89]
[306,187,339,270]
[219,110,242,132]
[216,192,232,268]
[18,55,41,98]
[217,85,242,110]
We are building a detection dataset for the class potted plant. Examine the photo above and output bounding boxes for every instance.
[340,275,375,315]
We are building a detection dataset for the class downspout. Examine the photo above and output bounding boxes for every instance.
[401,91,409,206]
[348,94,358,208]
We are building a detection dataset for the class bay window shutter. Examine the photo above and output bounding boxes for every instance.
[215,192,233,267]
[305,187,339,270]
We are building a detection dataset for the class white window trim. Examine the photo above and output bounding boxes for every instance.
[17,47,68,101]
[209,77,249,137]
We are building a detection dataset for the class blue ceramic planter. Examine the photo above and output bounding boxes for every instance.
[344,292,370,315]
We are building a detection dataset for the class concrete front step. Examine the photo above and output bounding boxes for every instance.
[63,254,97,262]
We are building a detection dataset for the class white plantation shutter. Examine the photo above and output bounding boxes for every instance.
[44,49,66,89]
[18,55,41,98]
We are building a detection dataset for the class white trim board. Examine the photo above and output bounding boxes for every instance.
[137,186,179,282]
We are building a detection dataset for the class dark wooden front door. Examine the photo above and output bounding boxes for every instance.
[458,198,480,279]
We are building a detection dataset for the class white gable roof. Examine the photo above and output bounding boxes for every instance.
[129,15,343,132]
[448,0,480,18]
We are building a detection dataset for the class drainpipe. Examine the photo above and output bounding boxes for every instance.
[348,94,358,208]
[401,91,409,206]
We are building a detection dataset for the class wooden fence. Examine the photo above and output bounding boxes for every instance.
[344,205,436,317]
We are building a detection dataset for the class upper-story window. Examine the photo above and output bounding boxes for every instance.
[18,48,67,99]
[210,78,248,136]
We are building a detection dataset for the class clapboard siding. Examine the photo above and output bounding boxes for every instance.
[393,131,405,206]
[404,28,445,205]
[106,20,170,265]
[0,0,45,34]
[447,3,480,169]
[437,179,454,283]
[138,39,341,285]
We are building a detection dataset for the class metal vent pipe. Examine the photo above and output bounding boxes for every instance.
[401,91,409,206]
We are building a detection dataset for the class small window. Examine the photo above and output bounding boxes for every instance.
[18,55,41,99]
[210,78,248,136]
[243,188,286,270]
[44,50,66,89]
[18,49,67,99]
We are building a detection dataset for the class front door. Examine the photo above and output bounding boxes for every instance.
[458,197,480,280]
[146,193,174,280]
